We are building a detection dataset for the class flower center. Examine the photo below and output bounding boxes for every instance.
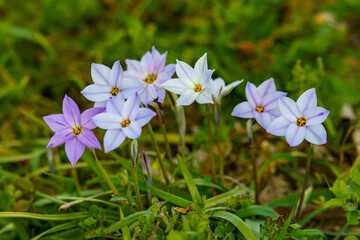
[144,74,157,84]
[73,126,82,135]
[121,119,130,128]
[255,106,264,113]
[296,117,306,127]
[111,87,119,96]
[194,84,202,92]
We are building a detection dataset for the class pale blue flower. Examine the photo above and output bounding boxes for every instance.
[92,93,156,153]
[124,46,175,106]
[209,77,243,103]
[161,53,214,106]
[267,88,329,147]
[82,61,143,107]
[231,78,286,129]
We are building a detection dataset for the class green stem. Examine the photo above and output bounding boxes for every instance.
[71,167,82,193]
[247,120,259,205]
[160,123,174,171]
[147,123,170,185]
[296,144,312,220]
[215,125,224,185]
[89,148,119,195]
[206,104,217,183]
[133,165,143,211]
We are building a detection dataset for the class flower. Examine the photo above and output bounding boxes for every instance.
[92,93,156,153]
[231,78,287,129]
[82,60,143,107]
[161,53,214,106]
[209,77,243,103]
[43,95,104,166]
[124,46,176,106]
[267,88,329,147]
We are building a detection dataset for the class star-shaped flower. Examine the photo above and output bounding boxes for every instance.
[92,93,156,153]
[124,46,176,106]
[161,53,214,106]
[82,61,143,107]
[267,88,329,147]
[43,95,104,166]
[209,77,243,104]
[231,78,287,129]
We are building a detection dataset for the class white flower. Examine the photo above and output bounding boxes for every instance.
[209,77,243,103]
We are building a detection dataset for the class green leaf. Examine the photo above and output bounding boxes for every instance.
[324,198,343,208]
[177,155,202,205]
[205,186,246,208]
[211,211,256,240]
[0,212,87,221]
[236,205,278,219]
[351,166,360,186]
[147,185,192,208]
[290,229,326,238]
[169,178,227,192]
[347,211,359,225]
[345,236,358,240]
[276,190,299,240]
[350,181,360,196]
[331,180,350,199]
[31,222,78,240]
[106,211,152,233]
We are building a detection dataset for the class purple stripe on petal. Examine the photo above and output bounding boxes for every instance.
[47,128,74,148]
[177,90,199,106]
[77,128,101,149]
[297,88,317,113]
[62,95,81,127]
[196,87,214,104]
[44,114,69,132]
[266,116,290,136]
[285,123,305,147]
[123,121,142,139]
[232,101,255,118]
[91,63,111,85]
[106,97,125,116]
[80,107,105,129]
[245,82,261,108]
[65,137,86,167]
[278,97,301,122]
[194,53,208,74]
[303,107,329,126]
[258,78,276,96]
[135,108,156,127]
[122,93,140,119]
[109,60,124,87]
[104,129,126,153]
[305,124,327,145]
[254,111,272,129]
[176,60,198,85]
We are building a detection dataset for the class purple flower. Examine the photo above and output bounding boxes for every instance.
[82,61,143,107]
[43,95,104,166]
[92,93,156,153]
[267,88,329,147]
[161,53,214,106]
[124,46,176,106]
[231,78,287,129]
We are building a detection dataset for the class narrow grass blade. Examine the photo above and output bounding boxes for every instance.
[205,186,245,208]
[236,205,278,219]
[31,222,78,240]
[147,185,192,208]
[169,179,227,192]
[106,211,152,233]
[211,211,256,240]
[0,212,87,221]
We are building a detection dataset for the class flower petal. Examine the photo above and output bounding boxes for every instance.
[141,52,153,74]
[108,60,124,87]
[43,114,69,132]
[92,113,123,129]
[65,137,86,167]
[266,116,291,136]
[278,97,302,122]
[81,84,112,102]
[254,111,272,129]
[120,78,144,99]
[94,101,106,108]
[135,108,156,127]
[77,128,101,149]
[262,91,287,110]
[196,87,214,104]
[157,88,166,103]
[177,89,199,106]
[161,78,192,94]
[125,59,142,72]
[47,128,74,148]
[91,63,111,85]
[106,96,125,116]
[305,124,327,145]
[139,88,155,107]
[104,129,126,153]
[194,53,208,74]
[285,123,306,147]
[221,80,243,97]
[162,64,176,76]
[231,101,255,118]
[304,107,329,126]
[199,69,214,86]
[63,95,81,127]
[80,107,106,129]
[297,88,317,113]
[176,60,198,85]
[153,51,166,73]
[257,78,276,96]
[122,121,142,139]
[245,82,261,108]
[122,93,140,119]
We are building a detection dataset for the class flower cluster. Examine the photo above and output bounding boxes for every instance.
[44,47,329,166]
[232,80,329,147]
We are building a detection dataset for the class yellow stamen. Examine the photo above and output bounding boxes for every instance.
[111,87,119,96]
[121,119,130,128]
[296,117,306,127]
[73,126,82,135]
[194,84,202,92]
[255,106,264,113]
[144,74,157,84]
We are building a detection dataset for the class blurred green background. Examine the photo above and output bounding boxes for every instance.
[1,0,360,154]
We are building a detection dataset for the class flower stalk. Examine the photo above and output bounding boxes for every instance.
[147,123,170,185]
[89,147,119,196]
[247,119,259,205]
[296,143,313,219]
[206,104,217,183]
[130,140,143,211]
